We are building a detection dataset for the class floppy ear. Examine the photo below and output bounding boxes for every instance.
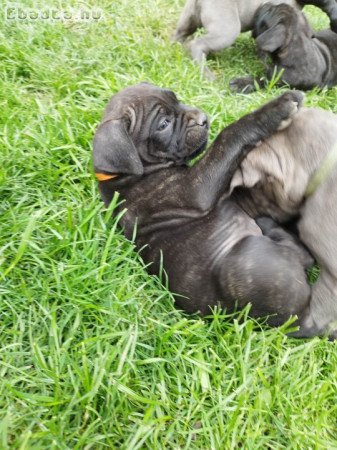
[256,23,286,53]
[93,118,144,176]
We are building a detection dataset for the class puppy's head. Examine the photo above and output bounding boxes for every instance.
[253,3,312,54]
[93,83,209,177]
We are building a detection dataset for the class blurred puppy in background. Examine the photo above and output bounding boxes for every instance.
[231,2,337,92]
[173,0,337,79]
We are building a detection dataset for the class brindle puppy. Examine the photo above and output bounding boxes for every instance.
[93,83,312,328]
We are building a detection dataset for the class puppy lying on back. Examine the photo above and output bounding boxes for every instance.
[93,83,313,329]
[229,106,337,338]
[231,3,337,92]
[173,0,337,79]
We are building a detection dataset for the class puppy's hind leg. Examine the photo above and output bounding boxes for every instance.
[217,235,311,328]
[172,0,201,43]
[189,7,241,80]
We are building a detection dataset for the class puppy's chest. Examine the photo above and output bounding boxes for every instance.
[137,201,262,269]
[120,198,202,244]
[121,189,261,267]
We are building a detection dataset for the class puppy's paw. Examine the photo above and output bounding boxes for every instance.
[171,31,185,44]
[203,66,217,82]
[289,309,337,339]
[288,316,320,338]
[265,90,304,131]
[279,90,304,110]
[277,92,303,130]
[230,76,256,94]
[187,41,217,81]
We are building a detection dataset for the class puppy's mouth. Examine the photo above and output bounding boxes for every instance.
[186,139,208,162]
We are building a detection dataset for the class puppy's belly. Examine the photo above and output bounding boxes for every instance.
[145,202,264,315]
[208,209,262,268]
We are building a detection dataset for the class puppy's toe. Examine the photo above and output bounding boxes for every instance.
[277,91,305,130]
[284,90,305,108]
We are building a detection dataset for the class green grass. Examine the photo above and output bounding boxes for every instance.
[1,1,337,448]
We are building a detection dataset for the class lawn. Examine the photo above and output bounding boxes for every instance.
[1,0,337,448]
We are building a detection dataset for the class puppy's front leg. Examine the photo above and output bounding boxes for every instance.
[189,91,303,209]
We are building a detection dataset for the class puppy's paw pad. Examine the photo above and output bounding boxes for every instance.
[276,91,304,128]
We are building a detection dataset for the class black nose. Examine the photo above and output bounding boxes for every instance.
[198,113,209,128]
[189,111,209,128]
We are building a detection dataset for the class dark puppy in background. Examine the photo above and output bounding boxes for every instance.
[231,3,337,92]
[93,83,313,329]
[173,0,337,79]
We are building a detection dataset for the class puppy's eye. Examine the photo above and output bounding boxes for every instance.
[158,118,170,131]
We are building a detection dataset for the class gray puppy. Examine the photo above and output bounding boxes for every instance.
[93,83,313,329]
[229,106,337,338]
[231,2,337,92]
[173,0,337,78]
